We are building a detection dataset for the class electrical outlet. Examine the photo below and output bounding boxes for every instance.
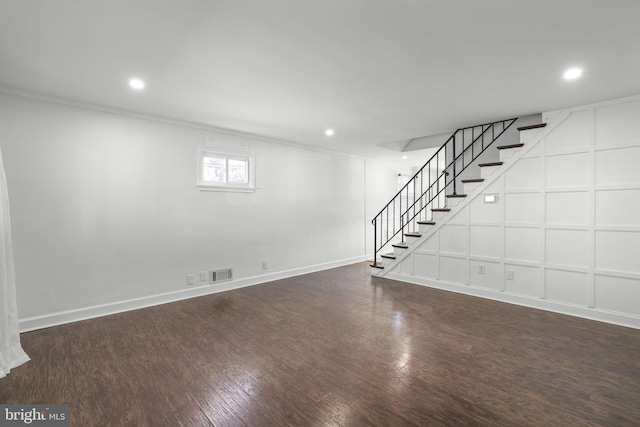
[506,270,515,281]
[200,271,207,281]
[478,265,486,275]
[186,274,195,285]
[262,261,268,270]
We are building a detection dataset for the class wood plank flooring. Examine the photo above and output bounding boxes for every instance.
[2,262,639,426]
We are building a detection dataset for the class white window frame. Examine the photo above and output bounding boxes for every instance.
[197,147,255,192]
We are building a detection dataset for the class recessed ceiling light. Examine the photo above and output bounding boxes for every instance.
[129,78,145,90]
[563,68,582,80]
[325,129,334,136]
[402,155,408,160]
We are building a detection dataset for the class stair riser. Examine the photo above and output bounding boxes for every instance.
[393,246,408,256]
[463,182,481,193]
[499,148,520,162]
[418,223,435,233]
[519,127,545,145]
[446,197,464,208]
[431,211,449,221]
[480,165,501,179]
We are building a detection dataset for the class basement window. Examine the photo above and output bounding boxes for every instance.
[197,148,255,192]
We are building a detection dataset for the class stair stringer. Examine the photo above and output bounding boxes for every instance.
[372,109,570,278]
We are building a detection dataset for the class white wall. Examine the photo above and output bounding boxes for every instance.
[387,95,640,329]
[0,91,403,330]
[365,160,409,257]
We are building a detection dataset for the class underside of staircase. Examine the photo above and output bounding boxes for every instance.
[371,121,548,276]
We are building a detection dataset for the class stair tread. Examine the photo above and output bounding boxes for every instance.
[404,232,422,238]
[417,220,436,225]
[479,162,504,167]
[518,123,547,131]
[446,194,467,198]
[380,254,396,259]
[392,243,409,249]
[370,263,384,269]
[431,208,451,212]
[497,143,525,150]
[461,178,484,183]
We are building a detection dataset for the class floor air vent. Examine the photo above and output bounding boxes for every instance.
[209,268,233,284]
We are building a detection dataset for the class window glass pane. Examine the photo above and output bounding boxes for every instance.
[203,155,226,183]
[227,158,248,184]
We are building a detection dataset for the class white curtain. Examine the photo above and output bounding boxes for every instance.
[0,148,29,378]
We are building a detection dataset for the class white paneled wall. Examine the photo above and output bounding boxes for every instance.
[391,95,640,329]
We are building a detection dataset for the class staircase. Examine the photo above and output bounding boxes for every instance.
[371,120,547,273]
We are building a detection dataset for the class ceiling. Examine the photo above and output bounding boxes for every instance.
[1,0,640,162]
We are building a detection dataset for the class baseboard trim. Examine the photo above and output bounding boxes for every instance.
[19,256,368,333]
[384,272,640,330]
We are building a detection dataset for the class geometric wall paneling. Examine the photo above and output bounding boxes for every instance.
[413,252,438,279]
[470,225,501,258]
[595,146,640,186]
[504,263,540,298]
[469,191,502,223]
[448,205,468,224]
[595,274,640,316]
[505,192,541,225]
[505,226,541,263]
[545,269,588,306]
[546,191,589,226]
[595,231,640,275]
[595,189,640,227]
[396,257,413,275]
[439,224,466,255]
[595,99,640,149]
[469,260,501,290]
[419,233,438,252]
[545,108,591,154]
[546,152,589,188]
[439,256,467,284]
[546,229,589,269]
[505,157,541,190]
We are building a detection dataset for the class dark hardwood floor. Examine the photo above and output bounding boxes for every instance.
[2,262,639,426]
